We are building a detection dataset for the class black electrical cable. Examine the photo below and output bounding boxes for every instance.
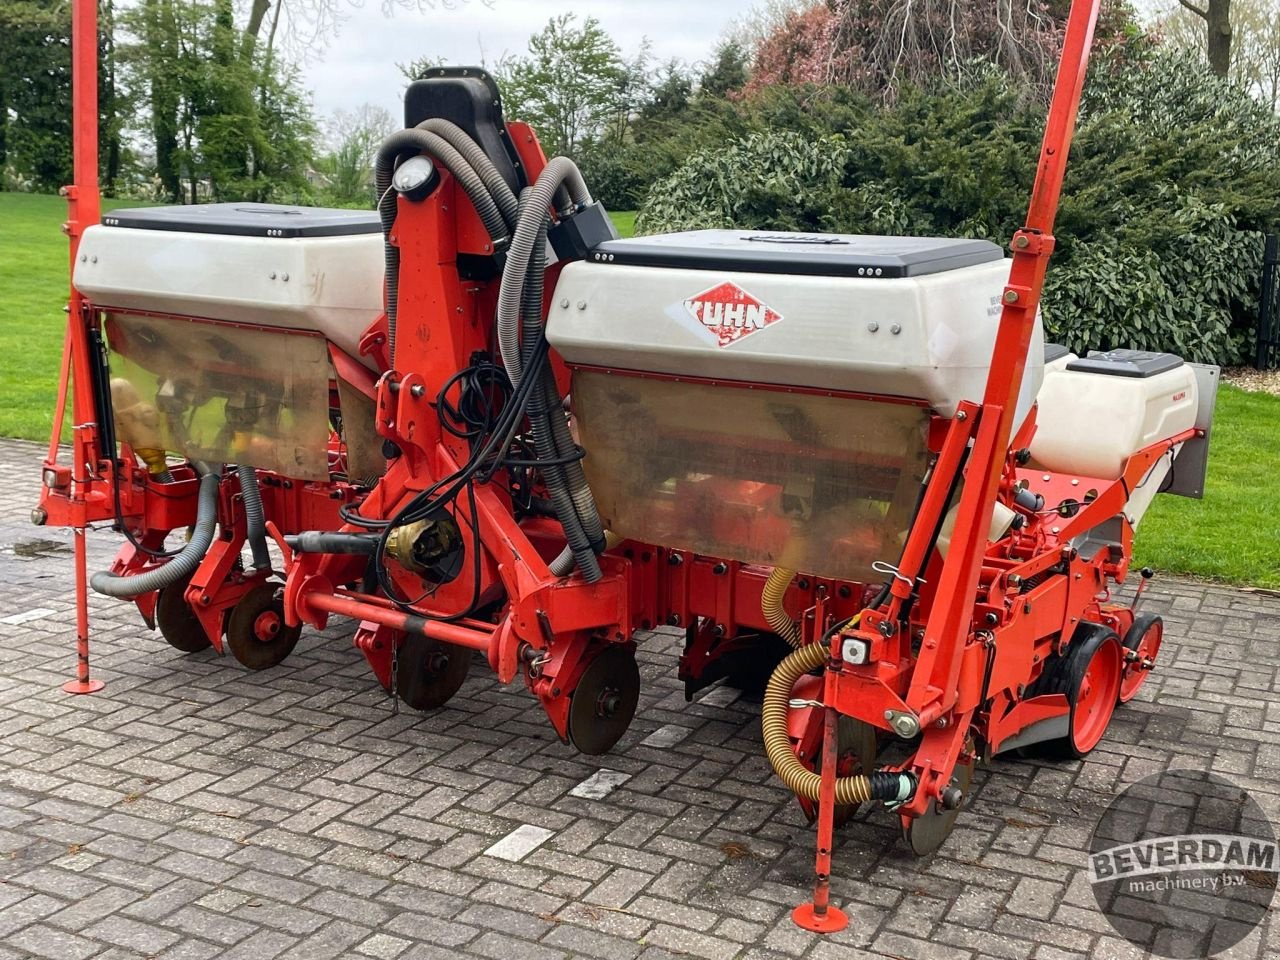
[373,336,555,616]
[112,460,184,560]
[498,449,586,468]
[339,501,390,529]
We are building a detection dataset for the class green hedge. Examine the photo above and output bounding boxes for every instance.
[633,52,1280,365]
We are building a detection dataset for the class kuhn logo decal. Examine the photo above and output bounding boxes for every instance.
[666,281,782,348]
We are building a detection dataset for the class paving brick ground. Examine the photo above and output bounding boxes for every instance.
[0,437,1277,960]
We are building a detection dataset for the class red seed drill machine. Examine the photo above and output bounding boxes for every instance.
[39,0,1217,932]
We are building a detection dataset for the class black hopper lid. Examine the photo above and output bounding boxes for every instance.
[101,203,382,239]
[589,230,1004,279]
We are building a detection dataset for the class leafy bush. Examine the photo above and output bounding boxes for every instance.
[635,131,850,234]
[634,51,1280,365]
[575,140,672,211]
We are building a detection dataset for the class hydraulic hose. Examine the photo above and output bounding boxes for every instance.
[90,472,220,599]
[762,566,801,648]
[238,465,271,574]
[760,624,915,807]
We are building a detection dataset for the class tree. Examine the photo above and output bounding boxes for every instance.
[495,14,627,157]
[0,1,125,193]
[745,0,1145,100]
[604,42,653,145]
[317,103,398,205]
[642,60,694,123]
[239,0,495,65]
[699,39,750,98]
[1173,0,1233,75]
[121,0,316,203]
[1159,0,1277,105]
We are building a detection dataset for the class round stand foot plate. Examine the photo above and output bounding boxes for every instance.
[62,679,105,695]
[792,902,848,933]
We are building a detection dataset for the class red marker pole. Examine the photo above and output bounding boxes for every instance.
[62,0,105,696]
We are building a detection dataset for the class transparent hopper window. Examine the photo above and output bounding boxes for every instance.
[104,312,333,481]
[573,371,931,582]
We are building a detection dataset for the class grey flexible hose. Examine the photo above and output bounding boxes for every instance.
[501,170,605,581]
[417,119,519,228]
[90,472,220,598]
[497,156,592,384]
[375,128,508,240]
[375,185,400,366]
[517,211,600,581]
[238,465,271,574]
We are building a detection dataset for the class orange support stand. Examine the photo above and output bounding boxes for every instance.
[793,593,849,933]
[60,0,105,696]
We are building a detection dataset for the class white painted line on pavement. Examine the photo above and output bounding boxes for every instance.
[641,724,692,748]
[1,608,56,626]
[569,769,631,800]
[484,824,554,862]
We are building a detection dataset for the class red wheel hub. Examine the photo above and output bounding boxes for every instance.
[252,610,281,643]
[1072,638,1121,752]
[1119,618,1162,703]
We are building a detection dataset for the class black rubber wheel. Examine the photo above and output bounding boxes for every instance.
[395,634,471,711]
[1118,613,1162,703]
[225,582,301,670]
[1025,622,1123,760]
[155,578,213,653]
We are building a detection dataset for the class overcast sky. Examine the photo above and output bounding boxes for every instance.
[297,0,747,122]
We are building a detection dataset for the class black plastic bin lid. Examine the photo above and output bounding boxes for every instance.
[589,230,1004,278]
[1044,342,1073,364]
[1066,349,1185,379]
[100,203,381,239]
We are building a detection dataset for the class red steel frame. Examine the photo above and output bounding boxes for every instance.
[50,0,1191,937]
[50,0,106,694]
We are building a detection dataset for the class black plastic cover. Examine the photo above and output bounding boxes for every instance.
[1044,342,1072,364]
[588,230,1004,278]
[403,67,526,193]
[549,202,621,262]
[101,203,381,238]
[1066,349,1185,379]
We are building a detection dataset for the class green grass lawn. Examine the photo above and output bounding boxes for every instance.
[1136,385,1280,588]
[0,192,154,442]
[609,209,637,238]
[1,192,1274,585]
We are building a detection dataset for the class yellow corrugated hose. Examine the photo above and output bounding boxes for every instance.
[760,615,879,805]
[762,566,802,648]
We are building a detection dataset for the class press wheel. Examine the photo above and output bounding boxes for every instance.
[225,582,301,670]
[567,645,640,756]
[798,717,878,828]
[395,634,470,711]
[155,578,212,653]
[903,747,975,857]
[1118,613,1162,703]
[1029,623,1123,759]
[1063,630,1122,756]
